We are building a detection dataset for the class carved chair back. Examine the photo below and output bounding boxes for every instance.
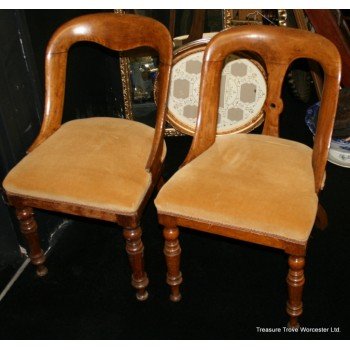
[184,25,341,193]
[30,13,172,177]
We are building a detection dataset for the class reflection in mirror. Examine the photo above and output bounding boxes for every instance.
[172,10,223,49]
[121,10,227,135]
[223,9,263,28]
[119,10,276,136]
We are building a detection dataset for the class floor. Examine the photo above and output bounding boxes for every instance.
[0,87,349,339]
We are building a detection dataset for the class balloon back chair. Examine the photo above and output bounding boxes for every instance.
[163,37,266,136]
[155,25,341,326]
[2,13,172,301]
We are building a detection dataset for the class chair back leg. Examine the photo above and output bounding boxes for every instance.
[15,207,48,277]
[315,204,328,230]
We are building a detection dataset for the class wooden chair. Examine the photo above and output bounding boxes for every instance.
[155,25,341,326]
[2,13,172,301]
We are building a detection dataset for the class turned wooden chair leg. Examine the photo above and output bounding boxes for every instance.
[15,207,48,277]
[314,204,328,230]
[286,255,305,328]
[123,225,149,301]
[163,225,182,302]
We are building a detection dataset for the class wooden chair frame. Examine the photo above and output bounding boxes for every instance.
[158,25,341,326]
[5,13,172,301]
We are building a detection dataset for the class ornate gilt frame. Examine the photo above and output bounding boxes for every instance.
[119,52,133,120]
[114,9,133,120]
[223,9,234,29]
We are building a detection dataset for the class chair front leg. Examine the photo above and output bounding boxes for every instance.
[286,255,305,328]
[16,207,48,277]
[123,225,149,301]
[163,225,182,302]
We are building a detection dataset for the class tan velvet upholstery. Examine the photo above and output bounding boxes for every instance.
[3,117,165,215]
[155,134,318,243]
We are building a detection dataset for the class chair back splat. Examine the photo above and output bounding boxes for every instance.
[185,25,341,193]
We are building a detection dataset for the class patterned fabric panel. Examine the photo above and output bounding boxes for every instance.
[169,51,267,134]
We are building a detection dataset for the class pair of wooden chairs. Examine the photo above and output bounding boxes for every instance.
[2,13,341,327]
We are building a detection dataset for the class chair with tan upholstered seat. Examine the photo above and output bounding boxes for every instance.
[2,13,172,301]
[155,25,341,326]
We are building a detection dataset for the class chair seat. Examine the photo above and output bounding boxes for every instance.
[3,117,165,215]
[155,134,318,243]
